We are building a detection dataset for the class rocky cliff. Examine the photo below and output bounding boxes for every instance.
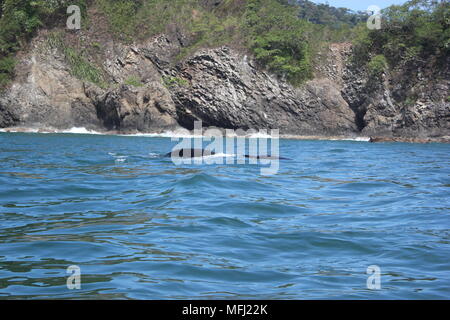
[0,27,449,142]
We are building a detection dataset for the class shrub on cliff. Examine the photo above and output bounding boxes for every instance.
[96,0,314,85]
[353,0,449,68]
[1,0,447,89]
[244,0,312,84]
[0,0,87,88]
[368,54,388,76]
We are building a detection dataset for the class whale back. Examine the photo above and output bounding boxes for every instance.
[165,149,215,158]
[165,148,291,160]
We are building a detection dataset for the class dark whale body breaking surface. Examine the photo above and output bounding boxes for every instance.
[165,149,215,158]
[166,149,291,160]
[244,155,292,161]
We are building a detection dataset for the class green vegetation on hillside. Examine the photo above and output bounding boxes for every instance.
[0,0,448,89]
[354,0,449,69]
[47,31,106,88]
[368,54,388,75]
[124,76,144,87]
[244,0,313,83]
[0,0,87,87]
[163,76,190,89]
[95,0,315,84]
[289,0,368,27]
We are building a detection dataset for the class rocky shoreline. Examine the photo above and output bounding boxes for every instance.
[0,29,449,141]
[2,126,449,144]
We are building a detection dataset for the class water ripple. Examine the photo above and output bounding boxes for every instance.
[0,133,449,299]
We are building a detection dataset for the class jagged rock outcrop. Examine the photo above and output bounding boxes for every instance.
[0,102,19,128]
[340,45,450,139]
[0,30,448,141]
[87,82,178,132]
[0,44,101,130]
[0,34,180,133]
[167,47,356,135]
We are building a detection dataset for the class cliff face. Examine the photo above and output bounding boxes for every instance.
[341,48,450,140]
[0,29,449,140]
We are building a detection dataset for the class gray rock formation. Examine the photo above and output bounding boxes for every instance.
[166,47,357,135]
[340,44,450,139]
[0,45,100,130]
[88,82,178,132]
[0,30,448,141]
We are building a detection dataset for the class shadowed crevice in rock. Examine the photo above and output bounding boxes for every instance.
[0,101,20,128]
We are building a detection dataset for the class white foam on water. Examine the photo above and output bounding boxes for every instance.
[0,127,371,142]
[148,152,161,158]
[280,134,371,142]
[0,128,40,133]
[121,129,276,139]
[350,137,371,142]
[202,153,236,159]
[115,157,127,163]
[60,127,103,135]
[0,127,104,134]
[173,153,235,160]
[246,132,275,139]
[120,130,203,139]
[331,137,371,142]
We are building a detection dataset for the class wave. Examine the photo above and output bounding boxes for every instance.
[119,130,203,139]
[202,153,236,159]
[60,127,103,135]
[0,127,40,133]
[280,134,370,142]
[0,127,103,135]
[121,129,277,139]
[328,137,371,142]
[0,127,370,142]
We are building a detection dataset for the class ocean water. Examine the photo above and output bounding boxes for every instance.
[0,132,449,299]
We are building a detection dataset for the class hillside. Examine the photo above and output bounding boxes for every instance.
[0,0,449,141]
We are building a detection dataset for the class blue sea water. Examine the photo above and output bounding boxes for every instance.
[0,132,449,299]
